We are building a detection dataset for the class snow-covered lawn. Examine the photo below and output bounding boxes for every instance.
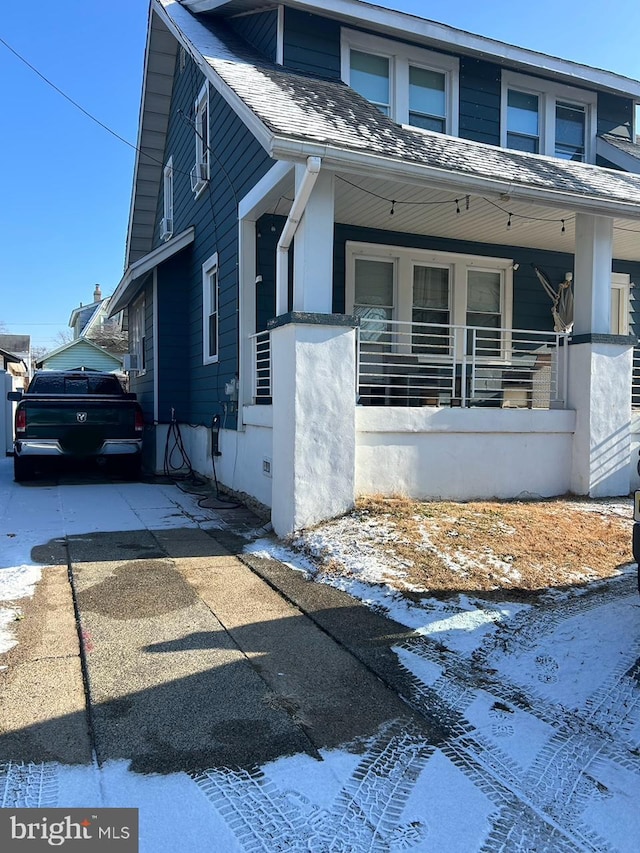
[2,460,639,852]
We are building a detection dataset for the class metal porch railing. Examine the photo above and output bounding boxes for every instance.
[356,319,568,409]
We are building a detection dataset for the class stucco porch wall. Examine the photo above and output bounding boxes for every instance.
[629,411,640,492]
[355,407,576,500]
[153,408,274,508]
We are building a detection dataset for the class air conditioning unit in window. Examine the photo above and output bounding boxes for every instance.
[160,217,173,241]
[190,161,208,193]
[123,353,138,373]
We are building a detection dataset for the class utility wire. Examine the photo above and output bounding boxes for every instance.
[0,34,139,154]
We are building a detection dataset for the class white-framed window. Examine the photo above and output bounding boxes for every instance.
[130,295,146,374]
[161,157,174,241]
[501,70,596,162]
[202,252,219,364]
[611,272,631,335]
[191,82,210,196]
[347,242,513,356]
[341,29,459,135]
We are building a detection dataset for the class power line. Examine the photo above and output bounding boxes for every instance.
[0,34,139,154]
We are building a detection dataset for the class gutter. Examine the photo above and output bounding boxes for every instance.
[270,138,640,222]
[275,156,322,316]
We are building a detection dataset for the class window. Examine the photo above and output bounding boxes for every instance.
[130,295,146,374]
[611,273,631,335]
[350,51,390,115]
[202,253,219,364]
[161,157,174,241]
[191,83,209,196]
[353,258,395,344]
[501,71,596,162]
[347,243,513,356]
[342,29,459,135]
[467,269,503,356]
[412,265,450,353]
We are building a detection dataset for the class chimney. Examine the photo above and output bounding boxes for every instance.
[93,284,102,302]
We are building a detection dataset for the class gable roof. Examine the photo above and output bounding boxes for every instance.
[0,346,23,365]
[0,334,30,357]
[36,337,124,368]
[181,1,640,99]
[126,0,640,267]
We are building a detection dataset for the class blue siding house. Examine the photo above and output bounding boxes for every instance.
[111,0,640,535]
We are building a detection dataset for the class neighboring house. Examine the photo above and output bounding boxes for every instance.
[0,335,30,386]
[110,0,640,535]
[35,337,124,373]
[69,286,127,353]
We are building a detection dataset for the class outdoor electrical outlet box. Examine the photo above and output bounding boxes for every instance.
[262,457,272,477]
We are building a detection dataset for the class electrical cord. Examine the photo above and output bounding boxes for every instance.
[162,411,241,508]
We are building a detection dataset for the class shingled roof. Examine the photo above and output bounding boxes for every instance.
[157,0,640,217]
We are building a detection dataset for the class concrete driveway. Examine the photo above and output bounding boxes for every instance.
[1,458,639,852]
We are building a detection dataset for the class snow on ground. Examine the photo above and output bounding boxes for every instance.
[2,458,640,851]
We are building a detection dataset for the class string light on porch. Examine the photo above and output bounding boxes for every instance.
[481,196,571,234]
[335,176,572,233]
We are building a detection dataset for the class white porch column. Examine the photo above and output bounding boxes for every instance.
[270,314,357,536]
[568,213,634,496]
[573,213,613,335]
[292,168,335,313]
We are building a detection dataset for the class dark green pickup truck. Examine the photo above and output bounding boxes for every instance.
[8,370,144,481]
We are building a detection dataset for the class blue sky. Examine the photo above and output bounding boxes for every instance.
[1,0,640,350]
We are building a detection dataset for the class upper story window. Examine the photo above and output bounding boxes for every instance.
[191,82,210,196]
[501,71,596,162]
[161,157,174,241]
[342,29,459,136]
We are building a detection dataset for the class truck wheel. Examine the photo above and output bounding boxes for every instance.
[14,456,33,482]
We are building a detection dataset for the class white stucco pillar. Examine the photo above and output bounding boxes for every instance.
[573,213,613,335]
[568,212,633,495]
[568,340,633,496]
[292,168,335,313]
[270,314,357,536]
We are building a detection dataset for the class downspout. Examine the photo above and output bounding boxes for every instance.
[275,156,322,316]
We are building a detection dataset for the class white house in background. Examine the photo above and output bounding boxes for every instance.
[111,0,640,535]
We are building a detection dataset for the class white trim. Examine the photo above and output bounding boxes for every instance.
[192,81,210,197]
[153,270,159,423]
[346,241,513,334]
[130,293,147,376]
[238,218,257,422]
[611,272,631,336]
[276,5,284,65]
[238,160,293,219]
[202,252,220,365]
[341,27,459,135]
[501,70,597,163]
[161,156,174,240]
[270,136,640,220]
[110,227,196,315]
[596,136,640,174]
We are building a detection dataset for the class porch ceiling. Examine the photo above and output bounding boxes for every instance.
[271,173,640,261]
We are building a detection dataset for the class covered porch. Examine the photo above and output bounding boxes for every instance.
[235,155,640,535]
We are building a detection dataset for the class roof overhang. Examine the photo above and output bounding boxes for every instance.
[597,136,640,174]
[182,0,640,99]
[0,347,22,365]
[270,137,640,222]
[111,226,195,315]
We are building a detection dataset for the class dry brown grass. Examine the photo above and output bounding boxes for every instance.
[349,496,633,595]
